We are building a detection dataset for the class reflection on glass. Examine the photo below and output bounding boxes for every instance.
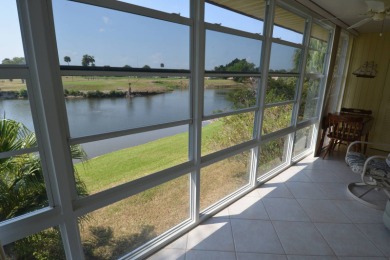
[53,1,189,69]
[298,78,321,121]
[0,1,25,64]
[74,127,188,195]
[0,79,36,140]
[119,0,189,17]
[269,43,301,73]
[310,23,329,47]
[293,125,314,157]
[205,30,262,71]
[265,77,297,104]
[80,174,189,258]
[262,103,293,135]
[203,77,258,115]
[0,153,48,222]
[3,226,65,259]
[202,112,255,156]
[273,6,305,44]
[62,76,190,137]
[205,2,264,34]
[258,135,289,177]
[200,151,250,211]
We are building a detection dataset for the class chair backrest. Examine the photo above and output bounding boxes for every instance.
[341,107,372,115]
[327,113,364,142]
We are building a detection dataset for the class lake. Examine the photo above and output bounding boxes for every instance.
[0,89,234,158]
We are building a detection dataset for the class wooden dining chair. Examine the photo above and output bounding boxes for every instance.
[322,113,364,159]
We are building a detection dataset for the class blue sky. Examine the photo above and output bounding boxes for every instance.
[0,0,303,71]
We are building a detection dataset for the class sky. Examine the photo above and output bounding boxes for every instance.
[0,0,303,71]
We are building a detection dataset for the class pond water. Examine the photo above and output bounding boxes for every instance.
[0,89,234,158]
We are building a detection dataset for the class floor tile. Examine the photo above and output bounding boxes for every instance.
[285,182,328,199]
[164,234,187,249]
[186,250,236,260]
[230,219,284,254]
[317,182,354,200]
[187,217,235,251]
[267,167,312,183]
[303,168,351,183]
[237,252,287,260]
[262,198,310,222]
[214,207,230,218]
[315,223,383,257]
[338,257,388,260]
[333,200,384,223]
[273,221,334,256]
[228,196,269,220]
[256,183,294,199]
[147,248,186,260]
[297,199,350,223]
[356,223,390,256]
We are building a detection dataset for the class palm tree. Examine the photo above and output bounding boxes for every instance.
[64,56,71,65]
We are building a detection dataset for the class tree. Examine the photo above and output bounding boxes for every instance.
[64,56,71,65]
[160,63,164,68]
[142,65,151,69]
[0,119,88,258]
[81,54,95,67]
[214,58,257,82]
[123,65,132,68]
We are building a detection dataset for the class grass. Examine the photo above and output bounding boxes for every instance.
[76,121,250,258]
[0,77,246,93]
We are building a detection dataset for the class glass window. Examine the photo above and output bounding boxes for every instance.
[0,153,47,222]
[202,112,255,156]
[205,2,264,34]
[262,103,293,135]
[258,135,289,177]
[62,76,190,137]
[3,227,65,259]
[119,0,189,17]
[53,1,189,69]
[273,6,305,44]
[298,77,321,122]
[293,125,314,157]
[80,174,189,258]
[306,24,329,74]
[269,43,301,73]
[0,1,25,65]
[205,30,262,72]
[74,126,188,195]
[200,151,250,211]
[203,77,258,115]
[265,76,297,104]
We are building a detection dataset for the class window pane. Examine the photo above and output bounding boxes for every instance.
[205,30,262,71]
[307,24,329,74]
[298,77,321,122]
[3,227,65,259]
[204,77,258,115]
[0,1,25,65]
[80,175,189,258]
[62,76,189,137]
[119,0,189,17]
[200,151,250,211]
[262,103,293,135]
[53,1,189,69]
[202,112,255,156]
[269,43,301,73]
[205,3,264,34]
[0,153,48,222]
[258,136,289,177]
[273,6,305,44]
[293,125,314,157]
[265,76,297,104]
[0,79,36,135]
[75,126,188,195]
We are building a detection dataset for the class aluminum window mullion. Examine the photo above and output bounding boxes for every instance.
[203,106,257,121]
[271,37,304,49]
[60,69,190,78]
[205,23,264,41]
[17,0,84,258]
[189,0,205,224]
[71,0,192,26]
[0,67,29,79]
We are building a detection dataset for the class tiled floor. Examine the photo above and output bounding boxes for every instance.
[149,153,390,260]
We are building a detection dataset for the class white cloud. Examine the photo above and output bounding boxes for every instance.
[99,28,105,32]
[102,16,110,25]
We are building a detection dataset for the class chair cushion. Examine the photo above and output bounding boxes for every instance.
[346,152,390,176]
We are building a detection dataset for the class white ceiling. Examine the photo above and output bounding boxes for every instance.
[308,0,390,33]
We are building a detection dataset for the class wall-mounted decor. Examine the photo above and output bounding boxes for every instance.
[353,61,377,78]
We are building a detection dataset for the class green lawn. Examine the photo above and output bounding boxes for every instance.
[76,120,222,193]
